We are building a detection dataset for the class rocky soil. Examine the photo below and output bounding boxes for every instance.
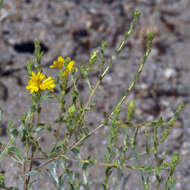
[0,0,190,189]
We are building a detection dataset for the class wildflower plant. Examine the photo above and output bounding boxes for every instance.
[0,10,184,190]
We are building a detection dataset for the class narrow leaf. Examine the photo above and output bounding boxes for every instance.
[8,146,23,161]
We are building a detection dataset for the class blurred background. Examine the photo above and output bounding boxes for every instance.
[0,0,190,189]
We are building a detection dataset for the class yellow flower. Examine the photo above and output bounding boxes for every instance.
[50,56,65,69]
[26,72,55,94]
[50,56,77,76]
[63,60,75,76]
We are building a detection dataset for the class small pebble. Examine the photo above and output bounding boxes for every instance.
[173,120,183,128]
[140,83,148,90]
[164,68,178,79]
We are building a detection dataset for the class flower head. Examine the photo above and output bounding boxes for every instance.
[26,72,55,94]
[50,56,77,76]
[50,56,65,69]
[63,60,75,76]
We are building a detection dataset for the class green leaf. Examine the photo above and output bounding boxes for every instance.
[0,173,5,186]
[8,120,18,138]
[8,146,23,162]
[127,99,136,122]
[33,125,45,132]
[159,128,169,145]
[34,38,43,71]
[80,64,92,90]
[122,174,131,190]
[26,61,33,76]
[105,167,112,178]
[168,103,184,127]
[26,169,45,176]
[101,40,108,50]
[0,137,15,162]
[28,179,37,189]
[134,10,140,17]
[67,105,76,115]
[88,50,99,70]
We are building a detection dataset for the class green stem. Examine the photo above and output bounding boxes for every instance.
[101,10,141,79]
[125,127,146,189]
[69,10,141,139]
[25,102,41,190]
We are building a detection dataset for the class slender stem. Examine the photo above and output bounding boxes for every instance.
[56,105,63,142]
[68,62,137,147]
[35,152,168,173]
[35,156,59,170]
[69,12,141,139]
[24,151,34,190]
[32,151,147,161]
[23,107,35,190]
[23,143,29,186]
[23,160,26,185]
[69,80,101,138]
[24,103,41,190]
[145,131,151,189]
[128,127,146,188]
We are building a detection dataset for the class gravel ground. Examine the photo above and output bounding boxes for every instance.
[0,0,190,189]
